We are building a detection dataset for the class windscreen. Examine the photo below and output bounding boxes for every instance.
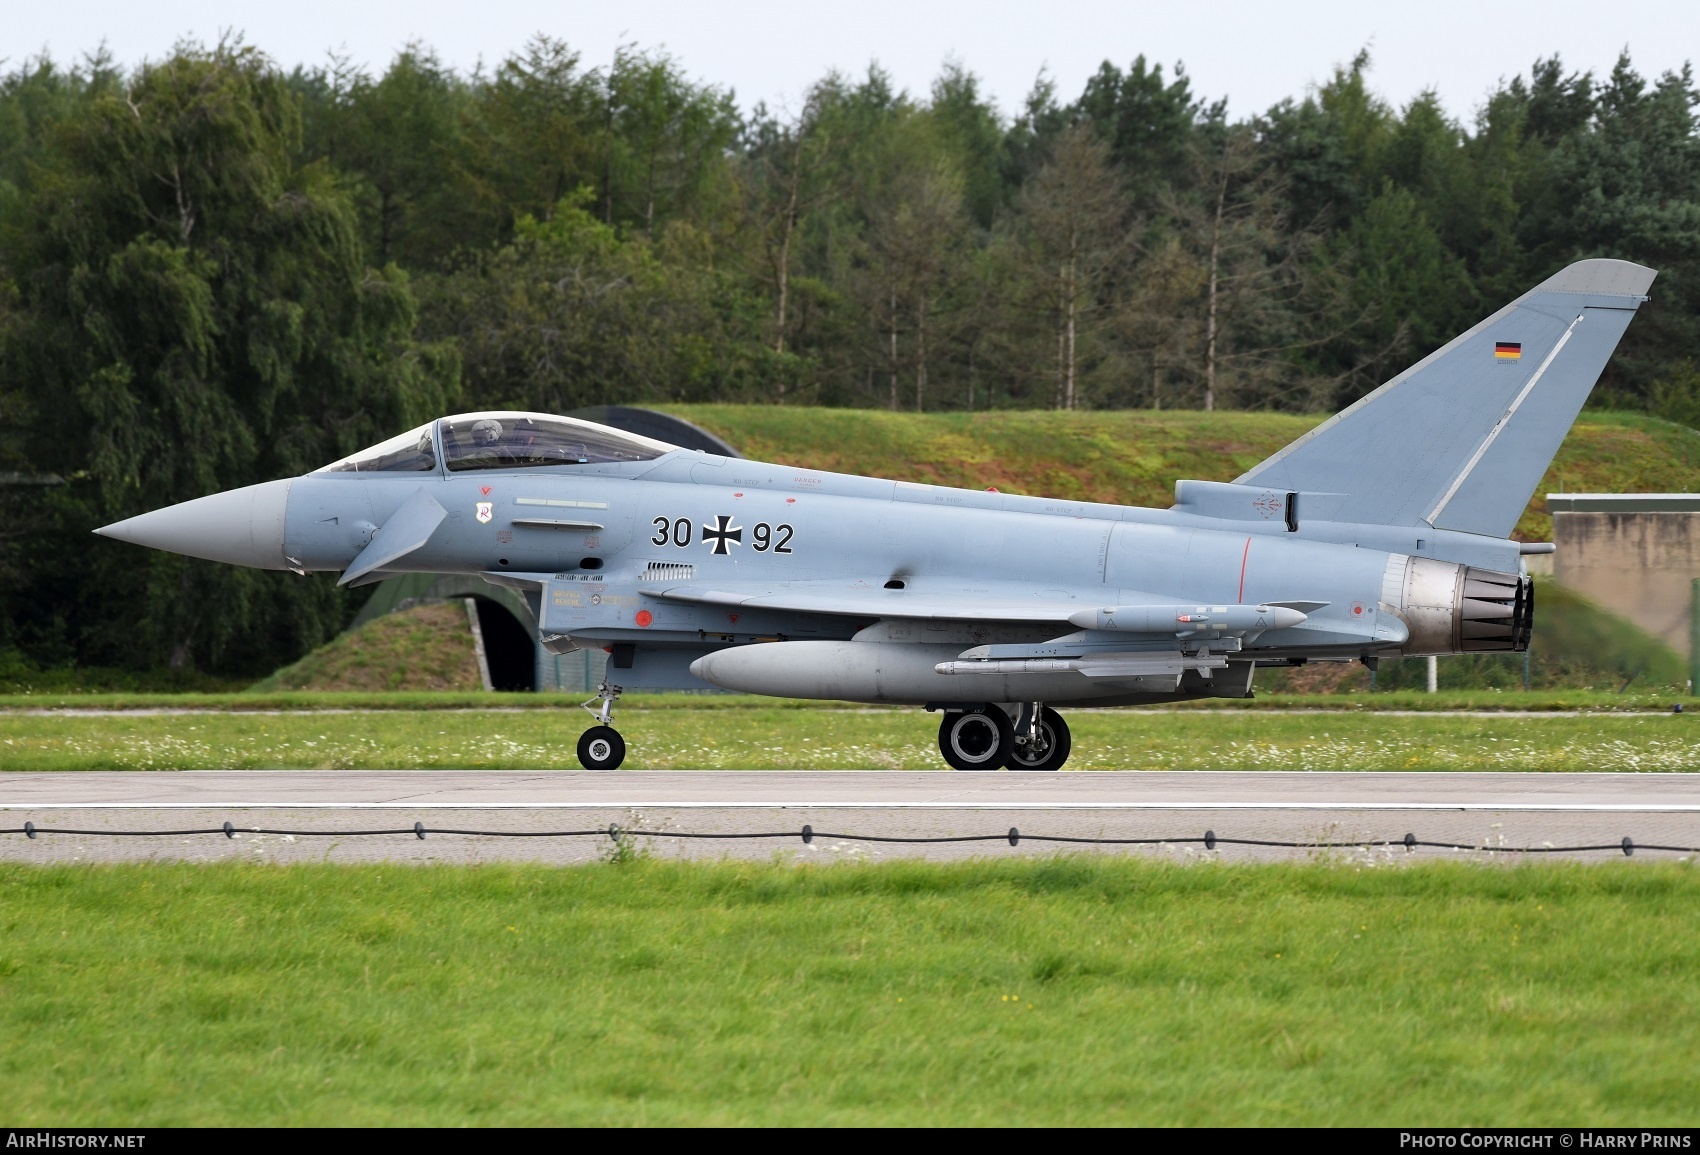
[441,413,673,471]
[315,423,437,473]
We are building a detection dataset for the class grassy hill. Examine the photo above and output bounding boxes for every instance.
[251,602,484,692]
[668,407,1700,543]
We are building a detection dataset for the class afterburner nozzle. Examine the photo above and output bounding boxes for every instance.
[94,478,293,570]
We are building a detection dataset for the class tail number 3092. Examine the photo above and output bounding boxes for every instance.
[651,516,793,553]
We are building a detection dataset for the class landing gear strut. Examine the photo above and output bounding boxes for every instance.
[1005,704,1071,772]
[577,681,626,770]
[936,703,1073,772]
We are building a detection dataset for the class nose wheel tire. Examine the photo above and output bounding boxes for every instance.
[1005,707,1071,771]
[577,725,626,771]
[938,707,1014,771]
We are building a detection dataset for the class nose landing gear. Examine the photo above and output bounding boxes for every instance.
[577,681,626,770]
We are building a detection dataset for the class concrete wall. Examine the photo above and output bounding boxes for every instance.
[1553,511,1700,657]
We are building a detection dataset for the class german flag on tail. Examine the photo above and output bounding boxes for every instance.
[1495,341,1522,361]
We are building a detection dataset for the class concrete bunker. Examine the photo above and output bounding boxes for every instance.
[469,596,536,692]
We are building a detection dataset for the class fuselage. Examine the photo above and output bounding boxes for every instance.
[261,441,1513,705]
[94,410,1534,710]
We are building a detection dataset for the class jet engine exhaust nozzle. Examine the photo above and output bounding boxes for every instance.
[1389,556,1533,656]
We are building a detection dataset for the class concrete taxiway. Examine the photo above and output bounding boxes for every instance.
[3,771,1697,864]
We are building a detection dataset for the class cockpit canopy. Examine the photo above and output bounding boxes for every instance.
[315,412,677,474]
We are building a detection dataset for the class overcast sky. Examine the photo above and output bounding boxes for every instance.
[7,0,1696,124]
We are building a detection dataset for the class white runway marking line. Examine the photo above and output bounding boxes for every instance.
[7,802,1700,812]
[2,707,1681,717]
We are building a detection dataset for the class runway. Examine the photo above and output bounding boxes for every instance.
[4,771,1698,864]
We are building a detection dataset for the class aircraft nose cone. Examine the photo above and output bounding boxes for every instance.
[94,478,293,570]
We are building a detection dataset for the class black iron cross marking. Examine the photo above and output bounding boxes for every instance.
[702,514,743,555]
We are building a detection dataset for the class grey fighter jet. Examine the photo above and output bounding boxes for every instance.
[97,259,1654,771]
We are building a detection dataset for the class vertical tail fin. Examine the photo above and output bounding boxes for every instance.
[1236,259,1656,537]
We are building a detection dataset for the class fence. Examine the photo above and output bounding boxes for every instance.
[6,821,1696,856]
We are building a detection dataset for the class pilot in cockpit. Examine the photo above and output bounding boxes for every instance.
[467,418,506,463]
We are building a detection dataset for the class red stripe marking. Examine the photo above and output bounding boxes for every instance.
[1238,537,1251,602]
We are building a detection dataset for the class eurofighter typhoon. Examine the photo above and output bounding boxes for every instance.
[97,260,1655,770]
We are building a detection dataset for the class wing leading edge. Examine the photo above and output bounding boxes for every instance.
[649,581,1086,623]
[649,582,1313,635]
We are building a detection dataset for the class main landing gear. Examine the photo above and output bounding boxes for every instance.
[1005,702,1071,772]
[577,681,626,770]
[936,703,1071,772]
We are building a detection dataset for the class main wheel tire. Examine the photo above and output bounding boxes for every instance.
[938,707,1014,771]
[577,725,626,771]
[1004,707,1071,772]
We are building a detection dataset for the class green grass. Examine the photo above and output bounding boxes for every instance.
[669,406,1700,543]
[4,703,1698,770]
[2,859,1697,1125]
